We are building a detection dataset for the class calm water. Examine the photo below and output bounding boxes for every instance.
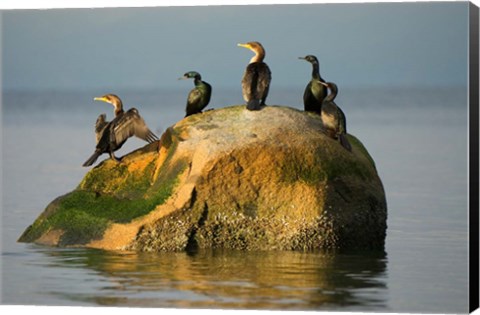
[0,87,469,312]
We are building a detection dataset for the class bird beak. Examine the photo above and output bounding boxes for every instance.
[94,96,107,102]
[298,57,306,60]
[238,43,249,49]
[178,76,188,80]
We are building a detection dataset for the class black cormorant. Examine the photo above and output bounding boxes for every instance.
[238,41,271,110]
[319,82,351,151]
[179,71,212,117]
[83,94,159,167]
[299,55,327,114]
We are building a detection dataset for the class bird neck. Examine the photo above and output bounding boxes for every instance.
[250,49,265,63]
[325,94,336,102]
[194,76,202,86]
[311,63,322,80]
[113,102,124,117]
[326,87,337,102]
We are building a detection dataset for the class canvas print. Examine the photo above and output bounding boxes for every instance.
[1,1,478,313]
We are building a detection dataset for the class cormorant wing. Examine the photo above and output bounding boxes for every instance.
[202,82,212,106]
[303,81,313,106]
[95,113,109,144]
[186,88,202,114]
[110,108,159,145]
[242,62,271,103]
[256,63,271,102]
[337,105,347,134]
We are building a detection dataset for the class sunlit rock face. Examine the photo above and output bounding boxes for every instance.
[19,105,387,251]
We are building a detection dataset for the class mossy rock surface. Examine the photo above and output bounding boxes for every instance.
[19,105,387,251]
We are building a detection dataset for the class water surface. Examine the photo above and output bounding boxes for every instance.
[1,87,469,312]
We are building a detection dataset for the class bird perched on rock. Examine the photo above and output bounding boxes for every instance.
[299,55,327,114]
[319,82,351,151]
[179,71,212,117]
[238,41,271,110]
[83,94,159,167]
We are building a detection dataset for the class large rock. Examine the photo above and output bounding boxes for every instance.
[19,105,387,251]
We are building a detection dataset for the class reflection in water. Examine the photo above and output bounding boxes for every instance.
[37,247,388,310]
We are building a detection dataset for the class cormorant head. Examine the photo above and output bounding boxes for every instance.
[238,41,266,63]
[94,94,124,115]
[179,71,201,80]
[238,41,265,54]
[94,94,122,107]
[299,55,318,64]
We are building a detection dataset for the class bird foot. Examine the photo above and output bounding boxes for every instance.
[110,155,122,163]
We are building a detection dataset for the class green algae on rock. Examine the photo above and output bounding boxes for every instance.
[19,105,387,251]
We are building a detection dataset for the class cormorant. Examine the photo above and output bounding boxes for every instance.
[83,94,159,167]
[299,55,327,114]
[238,41,271,110]
[179,71,212,117]
[319,82,351,151]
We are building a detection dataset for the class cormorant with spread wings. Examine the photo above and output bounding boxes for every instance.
[83,94,158,167]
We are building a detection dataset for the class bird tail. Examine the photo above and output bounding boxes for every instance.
[82,151,102,167]
[246,99,261,111]
[339,134,352,152]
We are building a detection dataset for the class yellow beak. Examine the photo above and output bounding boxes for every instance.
[94,96,107,102]
[237,43,250,49]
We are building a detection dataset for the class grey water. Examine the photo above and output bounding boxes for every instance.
[0,87,469,312]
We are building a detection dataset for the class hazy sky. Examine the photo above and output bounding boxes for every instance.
[2,2,470,90]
